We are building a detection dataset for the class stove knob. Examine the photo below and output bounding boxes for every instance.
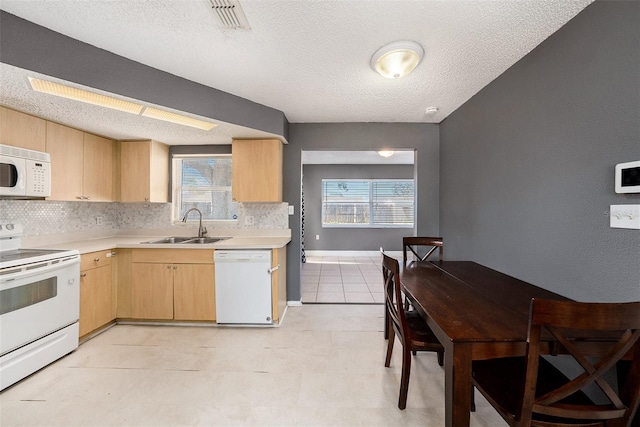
[5,223,14,231]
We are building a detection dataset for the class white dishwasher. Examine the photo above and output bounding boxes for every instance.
[214,250,274,325]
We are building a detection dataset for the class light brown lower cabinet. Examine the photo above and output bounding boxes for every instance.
[129,249,215,321]
[173,264,215,321]
[130,263,174,320]
[79,251,115,337]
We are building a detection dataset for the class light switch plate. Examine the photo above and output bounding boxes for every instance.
[610,205,640,229]
[288,205,294,215]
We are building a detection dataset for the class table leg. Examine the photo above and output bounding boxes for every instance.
[444,342,472,427]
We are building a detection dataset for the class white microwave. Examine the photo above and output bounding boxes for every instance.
[0,144,51,198]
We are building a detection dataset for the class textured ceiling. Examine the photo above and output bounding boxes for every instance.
[0,0,593,145]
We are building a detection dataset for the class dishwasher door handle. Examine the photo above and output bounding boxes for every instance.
[267,264,280,274]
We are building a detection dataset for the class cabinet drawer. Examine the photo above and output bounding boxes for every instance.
[81,250,113,271]
[132,249,214,264]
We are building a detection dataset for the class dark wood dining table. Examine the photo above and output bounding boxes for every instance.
[400,260,571,427]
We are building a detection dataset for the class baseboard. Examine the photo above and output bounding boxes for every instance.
[304,250,401,258]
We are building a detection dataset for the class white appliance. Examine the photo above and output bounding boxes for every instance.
[214,250,275,325]
[0,144,51,198]
[0,220,80,391]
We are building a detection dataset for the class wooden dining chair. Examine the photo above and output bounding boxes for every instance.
[402,236,443,267]
[381,251,445,410]
[472,298,640,427]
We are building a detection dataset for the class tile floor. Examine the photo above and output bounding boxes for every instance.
[0,304,506,426]
[301,255,385,303]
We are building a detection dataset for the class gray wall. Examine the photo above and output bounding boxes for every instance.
[285,123,440,301]
[0,11,288,139]
[303,164,414,251]
[440,1,640,302]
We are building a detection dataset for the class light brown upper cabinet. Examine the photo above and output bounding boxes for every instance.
[0,106,46,151]
[232,138,283,202]
[46,122,114,201]
[120,140,169,203]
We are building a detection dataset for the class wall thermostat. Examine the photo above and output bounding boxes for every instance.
[615,160,640,193]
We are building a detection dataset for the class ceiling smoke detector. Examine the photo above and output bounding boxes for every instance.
[207,0,251,30]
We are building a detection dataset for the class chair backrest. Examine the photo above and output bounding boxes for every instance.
[402,237,443,266]
[519,298,640,427]
[381,251,409,342]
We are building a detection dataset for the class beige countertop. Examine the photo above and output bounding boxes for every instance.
[25,229,291,255]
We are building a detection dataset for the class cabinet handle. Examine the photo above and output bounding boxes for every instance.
[267,264,280,274]
[173,266,178,270]
[80,272,87,278]
[166,265,172,269]
[76,196,83,200]
[145,197,149,202]
[94,258,100,262]
[84,196,90,200]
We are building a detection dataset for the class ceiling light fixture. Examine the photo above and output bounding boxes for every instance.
[370,41,424,79]
[29,77,144,114]
[141,107,217,131]
[28,77,217,131]
[377,150,395,158]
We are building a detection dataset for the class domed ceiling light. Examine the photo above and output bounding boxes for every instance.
[377,150,395,158]
[370,41,424,79]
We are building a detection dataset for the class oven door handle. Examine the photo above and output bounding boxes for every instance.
[0,256,80,283]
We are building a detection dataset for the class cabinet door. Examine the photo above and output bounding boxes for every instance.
[131,263,174,319]
[121,141,151,202]
[174,264,215,321]
[121,140,169,202]
[79,265,113,337]
[232,139,283,202]
[46,122,84,201]
[83,133,114,201]
[0,107,46,151]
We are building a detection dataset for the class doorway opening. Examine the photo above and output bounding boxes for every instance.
[300,150,415,304]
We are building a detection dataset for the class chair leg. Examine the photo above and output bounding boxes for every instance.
[437,350,444,367]
[384,305,389,340]
[398,346,412,410]
[471,387,476,412]
[385,328,395,367]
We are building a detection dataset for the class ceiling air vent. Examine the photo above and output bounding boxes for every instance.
[207,0,251,30]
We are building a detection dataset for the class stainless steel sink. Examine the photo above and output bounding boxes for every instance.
[182,237,230,244]
[143,237,230,244]
[144,237,195,244]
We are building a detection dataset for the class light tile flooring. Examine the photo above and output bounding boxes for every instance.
[0,305,506,426]
[301,255,385,303]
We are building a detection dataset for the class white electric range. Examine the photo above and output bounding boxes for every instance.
[0,220,80,390]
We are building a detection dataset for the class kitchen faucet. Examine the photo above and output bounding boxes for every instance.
[181,208,208,238]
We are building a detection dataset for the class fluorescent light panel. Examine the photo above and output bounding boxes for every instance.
[28,77,216,131]
[141,106,216,131]
[28,77,144,114]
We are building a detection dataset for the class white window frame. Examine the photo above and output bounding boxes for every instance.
[171,154,238,224]
[321,179,415,229]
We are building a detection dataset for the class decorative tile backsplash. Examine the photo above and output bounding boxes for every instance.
[0,200,289,236]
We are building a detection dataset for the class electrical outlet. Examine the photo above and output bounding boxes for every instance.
[315,234,320,240]
[288,205,295,215]
[245,215,255,226]
[95,216,103,226]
